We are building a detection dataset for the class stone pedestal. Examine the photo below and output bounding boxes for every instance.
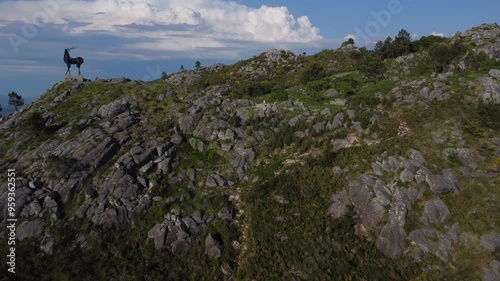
[63,75,85,82]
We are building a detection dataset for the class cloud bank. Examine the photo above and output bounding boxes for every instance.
[0,0,322,57]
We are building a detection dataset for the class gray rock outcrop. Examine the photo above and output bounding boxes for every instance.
[328,190,349,219]
[482,260,500,281]
[17,219,45,241]
[96,97,138,118]
[91,206,130,230]
[478,77,500,104]
[426,170,460,194]
[218,207,235,221]
[205,232,223,259]
[420,198,450,226]
[481,233,500,252]
[377,223,405,259]
[147,211,214,254]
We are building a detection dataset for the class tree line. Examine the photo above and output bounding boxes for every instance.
[338,28,491,77]
[373,29,468,72]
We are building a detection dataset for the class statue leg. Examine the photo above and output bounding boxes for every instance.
[65,64,71,76]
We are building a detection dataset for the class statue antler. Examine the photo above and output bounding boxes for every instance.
[66,46,77,51]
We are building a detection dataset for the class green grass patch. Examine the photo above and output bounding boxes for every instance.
[176,142,228,172]
[348,79,397,107]
[239,164,424,280]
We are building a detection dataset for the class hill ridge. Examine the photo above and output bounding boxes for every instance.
[0,23,499,280]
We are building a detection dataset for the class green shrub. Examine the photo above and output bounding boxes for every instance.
[44,154,80,178]
[465,51,489,70]
[194,71,230,89]
[428,41,467,73]
[359,53,385,81]
[233,81,273,97]
[411,35,447,52]
[300,63,326,84]
[478,101,500,129]
[306,78,332,92]
[27,111,47,133]
[268,88,288,102]
[412,59,432,75]
[308,90,326,103]
[25,111,61,135]
[334,77,360,96]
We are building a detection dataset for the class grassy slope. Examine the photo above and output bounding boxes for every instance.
[0,44,499,280]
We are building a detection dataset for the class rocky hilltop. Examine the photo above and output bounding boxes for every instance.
[0,24,499,280]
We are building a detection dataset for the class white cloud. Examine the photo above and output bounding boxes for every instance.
[343,34,356,40]
[0,0,321,45]
[0,60,61,74]
[431,31,445,37]
[411,33,419,38]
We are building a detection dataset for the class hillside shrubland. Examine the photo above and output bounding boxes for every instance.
[0,23,499,281]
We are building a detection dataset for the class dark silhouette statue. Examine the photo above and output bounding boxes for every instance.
[64,47,84,76]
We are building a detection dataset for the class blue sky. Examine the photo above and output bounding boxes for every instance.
[0,0,498,115]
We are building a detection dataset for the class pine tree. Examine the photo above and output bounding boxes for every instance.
[195,61,202,70]
[394,29,412,56]
[8,91,24,111]
[374,40,385,58]
[383,36,394,59]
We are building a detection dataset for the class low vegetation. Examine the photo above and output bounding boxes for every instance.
[0,24,499,281]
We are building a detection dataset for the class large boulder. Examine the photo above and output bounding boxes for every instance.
[489,69,500,79]
[480,233,500,252]
[420,198,450,226]
[348,174,389,231]
[328,190,349,219]
[96,97,138,118]
[376,223,405,259]
[165,71,201,86]
[205,232,223,259]
[288,115,303,127]
[147,211,212,254]
[409,228,438,253]
[482,260,500,281]
[77,128,120,169]
[105,169,141,201]
[91,206,130,230]
[17,219,45,241]
[478,77,500,104]
[425,170,460,194]
[40,235,54,255]
[217,207,235,221]
[147,224,168,249]
[178,115,196,134]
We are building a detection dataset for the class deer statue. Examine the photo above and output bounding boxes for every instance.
[63,47,84,76]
